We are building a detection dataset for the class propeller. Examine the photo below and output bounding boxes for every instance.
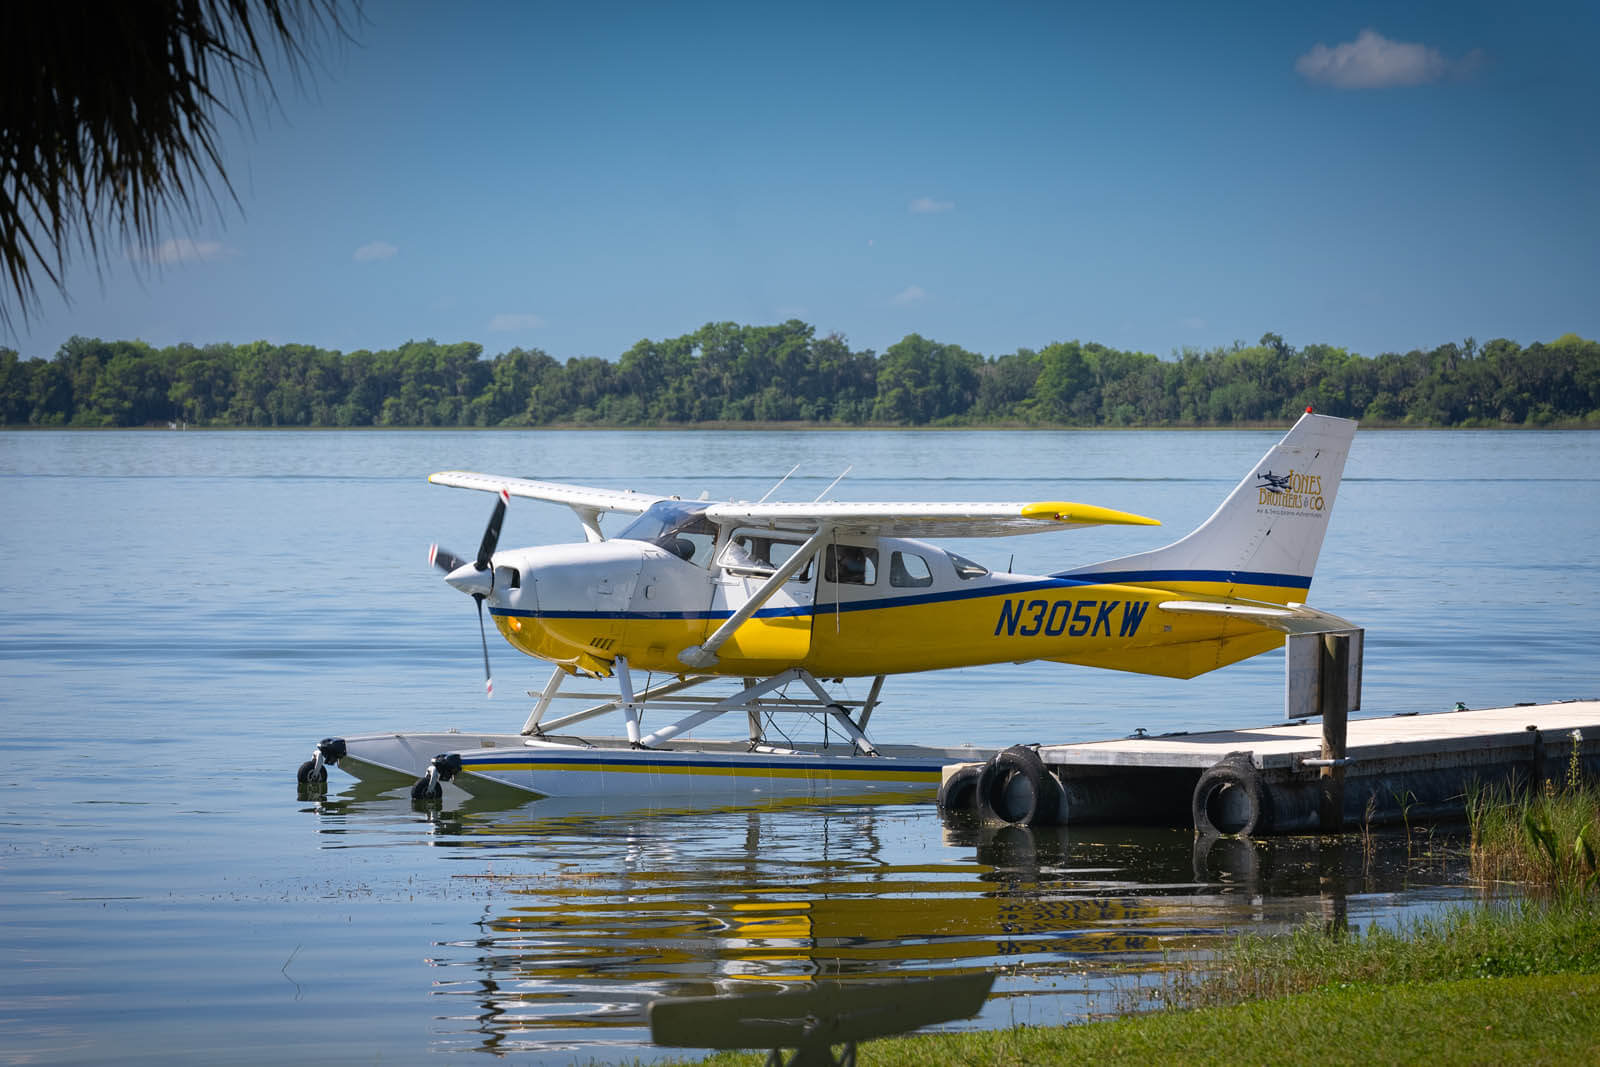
[430,489,509,697]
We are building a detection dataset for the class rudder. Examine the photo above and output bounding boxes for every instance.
[1061,412,1357,604]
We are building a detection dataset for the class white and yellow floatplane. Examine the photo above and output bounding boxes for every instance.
[302,412,1358,804]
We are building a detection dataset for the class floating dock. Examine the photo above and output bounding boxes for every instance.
[943,699,1600,835]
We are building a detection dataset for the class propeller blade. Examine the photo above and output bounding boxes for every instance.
[429,543,468,573]
[476,489,509,569]
[436,490,509,697]
[475,594,493,698]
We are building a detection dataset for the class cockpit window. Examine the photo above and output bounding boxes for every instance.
[949,551,988,580]
[615,500,718,566]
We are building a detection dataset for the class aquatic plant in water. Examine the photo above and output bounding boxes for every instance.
[1466,730,1598,901]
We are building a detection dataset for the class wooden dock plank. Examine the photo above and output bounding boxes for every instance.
[1038,700,1600,771]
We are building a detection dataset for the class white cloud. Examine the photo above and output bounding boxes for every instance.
[1295,28,1481,89]
[353,240,399,262]
[488,313,545,331]
[131,238,231,265]
[891,285,926,305]
[908,196,954,214]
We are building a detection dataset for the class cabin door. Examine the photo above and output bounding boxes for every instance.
[708,530,816,667]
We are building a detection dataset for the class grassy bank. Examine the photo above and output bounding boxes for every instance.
[670,777,1600,1066]
[728,974,1599,1066]
[674,900,1600,1066]
[1161,895,1600,1006]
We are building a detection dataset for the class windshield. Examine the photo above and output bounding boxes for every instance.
[949,551,989,580]
[615,500,718,565]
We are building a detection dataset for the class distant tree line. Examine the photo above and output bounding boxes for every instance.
[2,321,1597,428]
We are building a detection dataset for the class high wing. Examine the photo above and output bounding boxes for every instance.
[702,500,1160,539]
[429,471,668,543]
[429,471,668,512]
[432,471,1160,540]
[430,470,1159,542]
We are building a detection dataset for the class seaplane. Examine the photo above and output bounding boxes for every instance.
[301,412,1358,804]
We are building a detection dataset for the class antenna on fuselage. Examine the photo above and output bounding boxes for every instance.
[757,463,802,504]
[814,465,853,502]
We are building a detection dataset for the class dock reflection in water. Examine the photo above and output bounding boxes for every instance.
[311,787,1471,1057]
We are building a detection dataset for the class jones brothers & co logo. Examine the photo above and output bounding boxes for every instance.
[1255,469,1324,511]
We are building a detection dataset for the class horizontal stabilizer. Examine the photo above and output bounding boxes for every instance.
[1157,599,1358,635]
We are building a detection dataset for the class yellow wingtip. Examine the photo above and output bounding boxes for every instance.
[1021,501,1162,527]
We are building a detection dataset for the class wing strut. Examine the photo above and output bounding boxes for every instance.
[572,506,605,543]
[677,523,834,669]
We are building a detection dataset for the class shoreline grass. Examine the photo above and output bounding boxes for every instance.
[761,974,1600,1066]
[1466,733,1599,902]
[663,773,1600,1066]
[671,899,1600,1066]
[1155,895,1600,1010]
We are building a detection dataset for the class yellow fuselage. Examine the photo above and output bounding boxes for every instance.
[489,536,1294,681]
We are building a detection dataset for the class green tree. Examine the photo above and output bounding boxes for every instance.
[872,334,980,424]
[974,349,1038,420]
[87,341,167,425]
[168,345,236,424]
[27,358,73,424]
[1090,347,1166,424]
[1029,341,1095,422]
[0,348,27,423]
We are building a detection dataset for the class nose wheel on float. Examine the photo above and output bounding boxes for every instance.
[296,737,347,787]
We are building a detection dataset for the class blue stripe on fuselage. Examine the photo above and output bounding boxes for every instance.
[488,568,1309,623]
[490,576,1093,621]
[1056,568,1312,590]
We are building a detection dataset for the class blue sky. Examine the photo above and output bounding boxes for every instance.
[9,0,1597,362]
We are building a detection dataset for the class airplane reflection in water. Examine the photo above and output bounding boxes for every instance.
[306,787,1474,1056]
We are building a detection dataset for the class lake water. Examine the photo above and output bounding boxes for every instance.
[2,426,1596,1064]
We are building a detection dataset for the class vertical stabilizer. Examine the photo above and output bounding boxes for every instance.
[1062,412,1357,604]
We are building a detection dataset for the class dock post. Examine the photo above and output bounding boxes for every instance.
[1318,633,1351,833]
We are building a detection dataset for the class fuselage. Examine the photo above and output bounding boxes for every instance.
[483,529,1290,682]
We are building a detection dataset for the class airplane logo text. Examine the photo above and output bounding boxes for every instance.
[994,598,1149,638]
[1256,468,1324,510]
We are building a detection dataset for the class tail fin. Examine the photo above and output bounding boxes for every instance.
[1062,412,1357,605]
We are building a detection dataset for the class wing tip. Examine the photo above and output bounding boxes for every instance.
[1021,501,1161,527]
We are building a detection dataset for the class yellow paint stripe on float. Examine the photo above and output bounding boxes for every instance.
[464,760,940,783]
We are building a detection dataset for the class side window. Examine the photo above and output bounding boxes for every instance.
[766,540,813,582]
[824,545,877,585]
[720,535,812,582]
[889,551,933,588]
[725,535,771,570]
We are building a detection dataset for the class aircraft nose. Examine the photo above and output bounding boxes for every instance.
[444,562,493,597]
